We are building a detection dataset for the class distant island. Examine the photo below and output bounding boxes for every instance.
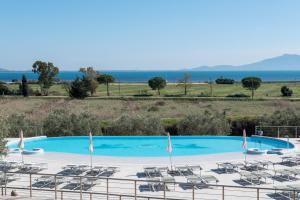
[191,54,300,71]
[0,68,7,71]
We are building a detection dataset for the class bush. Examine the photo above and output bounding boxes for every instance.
[7,114,38,137]
[65,77,89,99]
[107,114,165,135]
[281,86,293,97]
[0,83,10,95]
[0,118,9,156]
[177,111,230,135]
[215,77,235,84]
[227,93,250,98]
[43,109,102,136]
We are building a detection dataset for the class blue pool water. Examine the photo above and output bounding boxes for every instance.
[8,136,293,157]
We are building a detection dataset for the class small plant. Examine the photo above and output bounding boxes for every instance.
[281,85,293,97]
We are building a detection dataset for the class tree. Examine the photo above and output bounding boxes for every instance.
[20,74,29,97]
[177,73,192,95]
[97,74,115,96]
[65,77,89,99]
[148,77,166,95]
[281,86,293,97]
[32,61,59,96]
[241,77,262,99]
[0,83,10,95]
[79,67,98,96]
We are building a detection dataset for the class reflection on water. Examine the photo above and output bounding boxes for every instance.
[94,144,129,149]
[174,144,208,149]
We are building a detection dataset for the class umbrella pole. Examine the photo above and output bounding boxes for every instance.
[169,153,173,170]
[90,152,93,170]
[21,149,24,164]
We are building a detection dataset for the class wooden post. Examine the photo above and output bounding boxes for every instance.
[29,173,32,197]
[294,190,296,200]
[61,191,63,200]
[257,188,259,200]
[277,127,280,138]
[90,192,92,200]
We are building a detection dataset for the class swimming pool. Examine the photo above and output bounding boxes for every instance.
[8,136,293,157]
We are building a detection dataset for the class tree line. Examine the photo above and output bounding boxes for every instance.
[0,60,295,99]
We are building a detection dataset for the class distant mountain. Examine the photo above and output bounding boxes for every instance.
[0,68,8,71]
[192,54,300,71]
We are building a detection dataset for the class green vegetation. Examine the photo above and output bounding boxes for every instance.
[241,77,262,99]
[1,98,300,137]
[65,77,89,99]
[32,61,59,96]
[215,77,235,84]
[281,85,293,97]
[20,75,29,97]
[80,67,98,96]
[97,74,115,96]
[0,118,8,156]
[148,77,167,95]
[177,72,192,95]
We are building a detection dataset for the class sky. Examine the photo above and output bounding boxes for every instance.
[1,0,300,70]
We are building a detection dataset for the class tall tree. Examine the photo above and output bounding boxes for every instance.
[177,73,192,95]
[97,74,115,96]
[32,61,59,96]
[20,74,29,97]
[241,77,262,99]
[148,77,166,95]
[65,77,89,99]
[79,67,98,96]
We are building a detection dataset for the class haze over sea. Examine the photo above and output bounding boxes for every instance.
[1,70,300,83]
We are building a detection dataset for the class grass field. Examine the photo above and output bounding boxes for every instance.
[7,82,300,98]
[0,97,298,122]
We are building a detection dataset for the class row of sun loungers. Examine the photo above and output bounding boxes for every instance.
[0,161,48,173]
[142,165,218,192]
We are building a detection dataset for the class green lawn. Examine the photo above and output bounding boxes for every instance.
[7,82,300,98]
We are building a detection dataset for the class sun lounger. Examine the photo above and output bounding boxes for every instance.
[175,166,194,176]
[239,171,261,185]
[274,169,298,181]
[145,177,161,192]
[187,165,203,176]
[216,162,237,173]
[144,167,161,178]
[200,175,219,184]
[161,176,175,191]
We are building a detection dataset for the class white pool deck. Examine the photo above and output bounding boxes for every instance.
[2,137,300,199]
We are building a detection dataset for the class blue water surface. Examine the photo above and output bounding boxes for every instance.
[8,136,293,157]
[1,71,300,82]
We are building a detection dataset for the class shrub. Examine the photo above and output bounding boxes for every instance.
[0,83,10,95]
[148,106,159,112]
[65,77,89,99]
[0,118,9,156]
[43,109,102,136]
[107,114,165,135]
[281,86,293,97]
[177,111,230,135]
[215,77,234,84]
[7,114,39,137]
[227,93,250,98]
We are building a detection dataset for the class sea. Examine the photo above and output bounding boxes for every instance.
[1,70,300,82]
